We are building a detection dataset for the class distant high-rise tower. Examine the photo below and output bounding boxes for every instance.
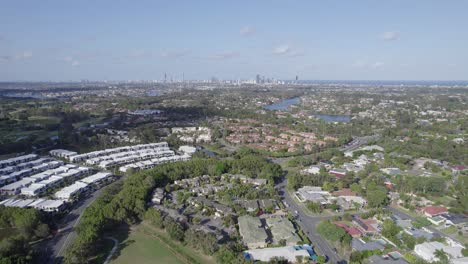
[256,74,261,84]
[164,73,167,83]
[295,75,299,81]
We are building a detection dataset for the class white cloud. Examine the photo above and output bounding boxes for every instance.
[127,49,152,59]
[273,45,291,55]
[60,56,80,66]
[352,60,384,69]
[0,51,32,63]
[160,49,190,59]
[371,62,384,69]
[16,51,33,60]
[240,26,256,36]
[272,45,304,57]
[381,31,400,41]
[352,60,367,68]
[208,51,239,60]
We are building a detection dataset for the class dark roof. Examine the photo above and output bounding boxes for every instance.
[440,213,468,225]
[351,238,385,251]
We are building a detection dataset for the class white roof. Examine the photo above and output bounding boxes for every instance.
[415,242,463,261]
[28,198,46,207]
[13,199,35,208]
[39,176,63,185]
[79,172,111,184]
[0,178,35,191]
[245,246,310,262]
[36,199,66,209]
[55,181,88,199]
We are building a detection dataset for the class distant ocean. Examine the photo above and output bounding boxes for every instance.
[294,80,468,86]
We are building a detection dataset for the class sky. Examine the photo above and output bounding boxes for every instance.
[1,0,467,81]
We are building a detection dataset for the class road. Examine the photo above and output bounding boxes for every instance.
[38,186,110,264]
[276,178,346,264]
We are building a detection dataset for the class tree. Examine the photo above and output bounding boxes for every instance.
[434,249,449,264]
[165,218,185,241]
[412,217,431,229]
[144,208,164,229]
[34,223,50,238]
[381,219,401,245]
[343,213,352,222]
[350,183,362,194]
[215,245,246,264]
[316,255,326,264]
[367,189,388,208]
[401,232,416,250]
[306,201,322,213]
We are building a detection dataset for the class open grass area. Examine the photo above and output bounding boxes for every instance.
[108,223,215,264]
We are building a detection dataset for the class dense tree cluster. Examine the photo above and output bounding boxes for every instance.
[65,155,282,263]
[0,206,51,263]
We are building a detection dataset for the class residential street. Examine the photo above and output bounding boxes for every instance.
[276,178,347,264]
[38,186,111,264]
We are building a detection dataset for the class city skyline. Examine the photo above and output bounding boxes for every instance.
[1,0,467,81]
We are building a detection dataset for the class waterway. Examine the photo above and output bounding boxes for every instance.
[313,114,351,123]
[264,97,300,111]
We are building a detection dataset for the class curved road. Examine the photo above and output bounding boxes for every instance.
[276,178,347,264]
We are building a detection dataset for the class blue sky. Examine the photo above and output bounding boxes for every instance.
[1,0,467,81]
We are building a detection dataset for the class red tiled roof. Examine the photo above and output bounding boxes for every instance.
[334,222,362,236]
[333,188,357,197]
[423,206,448,216]
[347,227,362,236]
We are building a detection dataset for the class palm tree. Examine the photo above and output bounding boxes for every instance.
[434,249,449,264]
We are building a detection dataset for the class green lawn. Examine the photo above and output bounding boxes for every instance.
[109,227,184,264]
[109,224,215,264]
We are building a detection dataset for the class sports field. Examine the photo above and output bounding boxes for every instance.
[109,223,215,264]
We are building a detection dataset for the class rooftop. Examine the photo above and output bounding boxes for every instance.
[238,216,268,247]
[245,246,311,262]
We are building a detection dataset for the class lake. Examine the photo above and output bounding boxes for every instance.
[313,114,351,123]
[264,97,300,111]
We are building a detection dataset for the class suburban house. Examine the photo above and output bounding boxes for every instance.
[334,222,362,237]
[419,206,448,217]
[329,168,347,178]
[414,242,464,262]
[353,217,380,236]
[238,216,268,249]
[351,238,385,252]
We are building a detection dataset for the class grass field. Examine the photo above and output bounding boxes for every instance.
[108,223,215,264]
